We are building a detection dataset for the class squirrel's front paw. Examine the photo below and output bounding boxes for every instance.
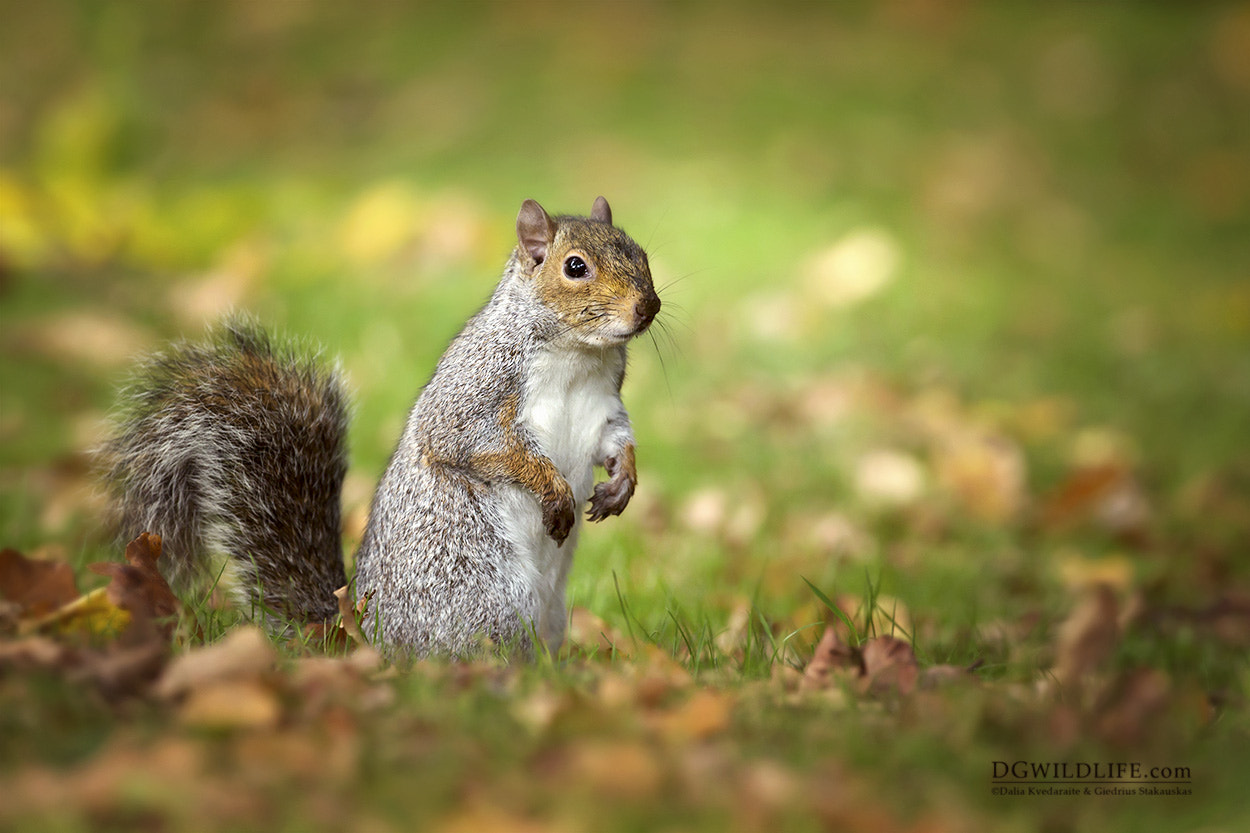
[587,459,636,522]
[542,483,577,546]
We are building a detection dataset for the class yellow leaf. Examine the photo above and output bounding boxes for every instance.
[337,181,421,265]
[20,586,131,638]
[179,679,282,730]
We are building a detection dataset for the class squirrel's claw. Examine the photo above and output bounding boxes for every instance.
[587,473,635,522]
[542,487,576,546]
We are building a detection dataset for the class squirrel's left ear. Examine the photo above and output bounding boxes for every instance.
[590,196,612,225]
[517,199,556,266]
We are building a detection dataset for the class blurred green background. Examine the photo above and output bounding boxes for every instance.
[4,0,1250,612]
[4,0,1247,609]
[2,1,1250,830]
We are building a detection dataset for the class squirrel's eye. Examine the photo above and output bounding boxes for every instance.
[563,255,589,279]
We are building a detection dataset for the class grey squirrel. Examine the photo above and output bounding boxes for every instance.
[103,196,660,656]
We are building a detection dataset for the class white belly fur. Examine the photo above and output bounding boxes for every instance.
[496,344,622,649]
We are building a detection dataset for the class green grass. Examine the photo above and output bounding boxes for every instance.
[2,1,1249,831]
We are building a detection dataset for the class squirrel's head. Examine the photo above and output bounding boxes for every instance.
[516,197,660,347]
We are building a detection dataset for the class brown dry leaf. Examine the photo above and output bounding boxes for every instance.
[512,686,578,734]
[714,599,753,655]
[918,664,977,690]
[737,760,801,828]
[167,240,268,325]
[567,606,629,656]
[854,449,927,508]
[89,533,180,642]
[300,620,351,653]
[680,487,729,536]
[287,653,389,722]
[156,625,276,700]
[1093,667,1173,747]
[179,678,282,730]
[436,801,563,833]
[15,311,149,368]
[800,622,861,692]
[1044,463,1122,523]
[0,547,79,618]
[1049,583,1120,696]
[593,669,640,709]
[290,651,381,689]
[1195,592,1250,647]
[566,740,664,800]
[933,431,1027,523]
[333,584,369,647]
[654,688,735,742]
[73,640,169,701]
[1042,463,1151,539]
[1,734,208,822]
[629,644,694,707]
[0,635,70,669]
[859,636,920,696]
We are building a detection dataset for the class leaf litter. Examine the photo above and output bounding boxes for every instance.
[4,360,1249,831]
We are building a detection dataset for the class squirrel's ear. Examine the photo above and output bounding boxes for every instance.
[517,199,555,266]
[590,196,612,225]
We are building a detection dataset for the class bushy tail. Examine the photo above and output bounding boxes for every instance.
[101,317,350,625]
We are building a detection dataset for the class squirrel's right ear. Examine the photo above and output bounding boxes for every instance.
[517,199,556,266]
[590,196,612,225]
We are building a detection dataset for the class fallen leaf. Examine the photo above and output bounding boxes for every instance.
[23,586,131,638]
[859,636,919,696]
[333,584,369,647]
[1055,549,1135,591]
[300,620,352,653]
[1042,463,1151,539]
[0,547,79,618]
[0,635,70,669]
[680,488,728,536]
[156,625,277,700]
[737,760,801,827]
[1093,667,1172,747]
[167,240,266,325]
[630,644,694,706]
[566,740,663,800]
[933,431,1027,523]
[918,664,977,689]
[72,640,169,701]
[337,180,422,266]
[655,688,735,742]
[800,622,861,692]
[89,533,179,642]
[854,449,926,507]
[179,679,282,730]
[15,311,149,368]
[714,599,753,655]
[512,686,576,734]
[803,227,901,308]
[1049,584,1119,697]
[567,606,628,656]
[435,801,560,833]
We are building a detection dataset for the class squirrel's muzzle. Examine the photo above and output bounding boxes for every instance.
[634,291,661,332]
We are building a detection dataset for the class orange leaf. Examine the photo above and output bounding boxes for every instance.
[0,547,80,618]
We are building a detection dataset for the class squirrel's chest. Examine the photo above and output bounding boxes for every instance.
[519,346,621,493]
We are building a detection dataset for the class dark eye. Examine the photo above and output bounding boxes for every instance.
[563,255,589,279]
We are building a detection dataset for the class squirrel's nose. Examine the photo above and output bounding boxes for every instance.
[635,293,660,329]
